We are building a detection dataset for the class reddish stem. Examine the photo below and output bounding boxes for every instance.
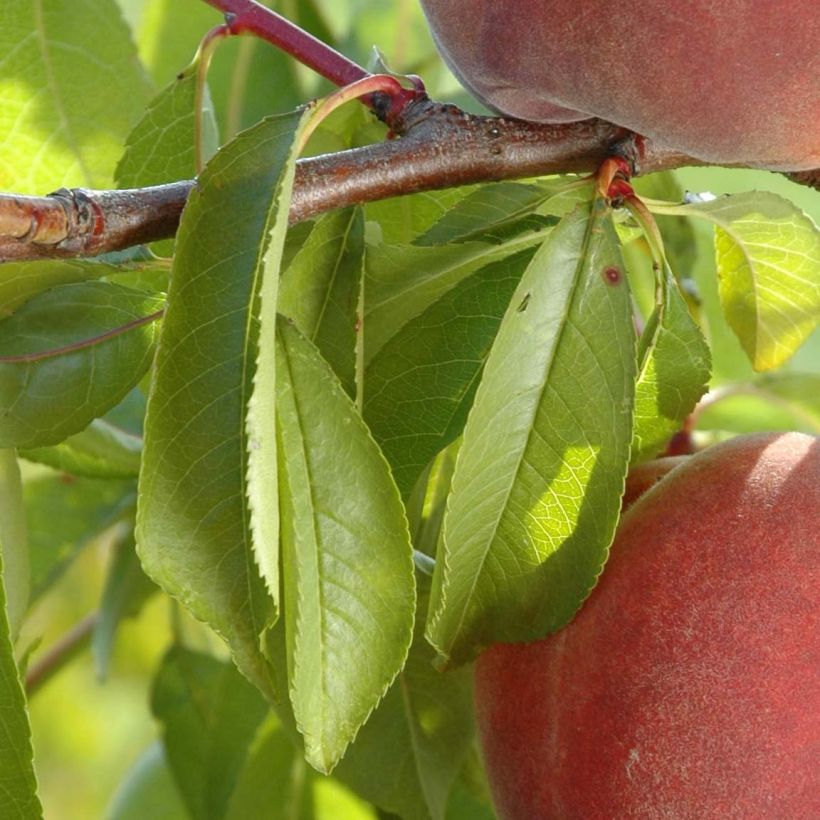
[201,0,424,124]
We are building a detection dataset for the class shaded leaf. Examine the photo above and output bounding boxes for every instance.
[0,281,163,449]
[276,320,415,773]
[105,741,188,820]
[0,451,28,638]
[364,230,545,363]
[226,714,377,820]
[21,418,142,479]
[0,259,160,318]
[25,470,134,604]
[279,208,365,396]
[0,0,152,192]
[136,110,308,698]
[366,188,475,246]
[415,180,582,246]
[427,204,636,665]
[631,266,711,462]
[364,248,535,498]
[151,646,270,820]
[334,577,474,820]
[93,528,156,680]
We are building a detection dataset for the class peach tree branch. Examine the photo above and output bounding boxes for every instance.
[1,98,816,263]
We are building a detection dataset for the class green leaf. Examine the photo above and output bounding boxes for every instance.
[364,248,535,498]
[92,528,156,680]
[279,208,365,397]
[276,319,415,773]
[20,418,142,479]
[106,742,188,820]
[0,259,146,318]
[365,188,475,246]
[660,192,820,371]
[427,204,636,665]
[0,0,152,192]
[631,267,711,462]
[0,281,163,449]
[115,65,219,256]
[224,714,314,820]
[226,713,379,820]
[415,180,582,246]
[0,530,42,818]
[26,471,135,604]
[116,66,217,188]
[334,577,475,820]
[0,451,28,638]
[151,646,270,820]
[696,372,820,435]
[364,231,545,363]
[136,110,309,699]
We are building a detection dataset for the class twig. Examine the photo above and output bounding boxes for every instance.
[0,101,698,262]
[25,612,99,696]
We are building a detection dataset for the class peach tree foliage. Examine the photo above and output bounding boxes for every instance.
[0,1,819,818]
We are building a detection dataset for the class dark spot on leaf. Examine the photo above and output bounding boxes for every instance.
[517,293,531,312]
[602,266,622,285]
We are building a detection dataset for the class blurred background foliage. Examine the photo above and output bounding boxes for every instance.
[10,0,818,818]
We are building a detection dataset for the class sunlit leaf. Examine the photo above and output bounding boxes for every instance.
[115,64,219,256]
[427,203,636,665]
[658,192,820,370]
[631,266,711,462]
[0,281,163,449]
[0,451,28,638]
[136,109,308,698]
[0,524,41,818]
[276,319,415,773]
[0,0,152,192]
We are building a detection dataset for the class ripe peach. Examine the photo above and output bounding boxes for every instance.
[474,432,820,819]
[621,455,688,511]
[420,1,820,170]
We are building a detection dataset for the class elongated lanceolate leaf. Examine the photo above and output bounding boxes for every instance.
[279,207,364,396]
[21,418,142,479]
[335,577,474,820]
[276,320,415,774]
[427,204,636,665]
[27,472,135,605]
[0,0,152,192]
[0,538,42,818]
[0,281,163,449]
[115,65,219,256]
[364,231,545,364]
[364,248,535,499]
[658,192,820,371]
[136,110,308,698]
[0,451,27,639]
[631,267,711,462]
[151,647,270,820]
[0,259,156,318]
[116,67,218,189]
